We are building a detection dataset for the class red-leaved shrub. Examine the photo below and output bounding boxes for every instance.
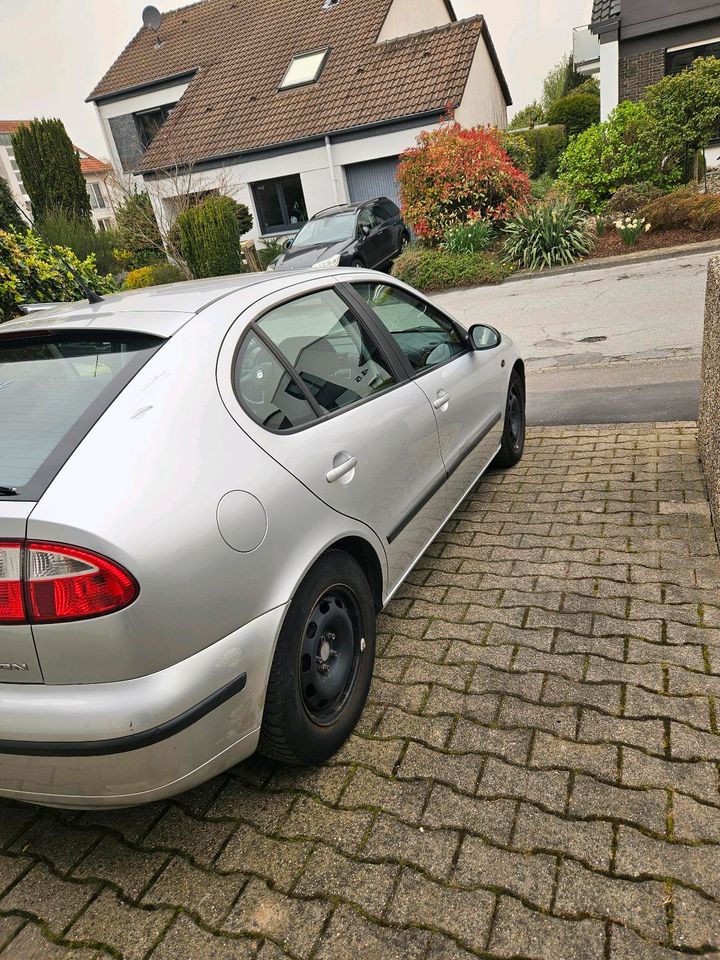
[397,123,531,242]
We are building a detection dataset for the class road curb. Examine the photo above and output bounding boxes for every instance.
[502,239,720,284]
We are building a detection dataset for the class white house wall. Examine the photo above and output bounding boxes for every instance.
[377,0,451,42]
[144,120,444,244]
[453,35,508,130]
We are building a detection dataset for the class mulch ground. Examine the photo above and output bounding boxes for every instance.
[589,226,720,259]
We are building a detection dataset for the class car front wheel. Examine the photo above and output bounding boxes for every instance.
[494,369,526,468]
[258,550,376,764]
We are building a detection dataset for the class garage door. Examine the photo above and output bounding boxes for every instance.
[345,156,401,206]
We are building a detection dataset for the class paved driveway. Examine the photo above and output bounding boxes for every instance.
[1,424,719,960]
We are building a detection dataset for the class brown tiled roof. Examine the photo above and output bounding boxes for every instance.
[88,0,509,173]
[591,0,621,24]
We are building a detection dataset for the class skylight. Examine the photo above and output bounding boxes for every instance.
[279,49,329,90]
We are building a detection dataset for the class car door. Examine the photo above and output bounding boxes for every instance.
[356,206,385,269]
[348,280,505,512]
[223,282,448,588]
[370,202,397,263]
[375,199,404,255]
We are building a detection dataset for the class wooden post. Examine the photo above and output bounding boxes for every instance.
[241,240,263,272]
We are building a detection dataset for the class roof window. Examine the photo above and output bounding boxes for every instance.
[279,49,330,90]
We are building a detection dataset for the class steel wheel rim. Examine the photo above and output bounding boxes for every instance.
[299,585,364,725]
[508,384,524,451]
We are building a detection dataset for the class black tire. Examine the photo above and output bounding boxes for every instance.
[494,369,526,468]
[258,550,376,764]
[399,231,410,253]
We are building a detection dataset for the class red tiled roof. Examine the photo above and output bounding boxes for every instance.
[0,121,111,176]
[87,0,511,173]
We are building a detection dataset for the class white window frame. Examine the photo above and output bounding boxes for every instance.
[279,48,330,90]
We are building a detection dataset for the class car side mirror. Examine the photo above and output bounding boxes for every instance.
[360,224,371,237]
[284,238,293,250]
[468,324,501,350]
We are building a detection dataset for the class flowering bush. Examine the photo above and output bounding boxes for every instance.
[0,228,117,322]
[615,216,651,246]
[123,263,185,289]
[442,216,496,254]
[397,123,530,243]
[503,199,594,271]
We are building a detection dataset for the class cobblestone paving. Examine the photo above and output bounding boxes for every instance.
[1,424,720,960]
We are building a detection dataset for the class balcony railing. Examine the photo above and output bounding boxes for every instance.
[573,25,600,73]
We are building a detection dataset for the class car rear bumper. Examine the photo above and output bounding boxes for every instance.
[0,603,287,808]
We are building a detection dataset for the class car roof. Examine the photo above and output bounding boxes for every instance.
[0,272,320,339]
[312,198,393,219]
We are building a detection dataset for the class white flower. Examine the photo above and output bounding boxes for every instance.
[645,222,651,232]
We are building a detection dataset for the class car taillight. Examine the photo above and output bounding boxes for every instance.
[0,542,24,623]
[0,541,138,624]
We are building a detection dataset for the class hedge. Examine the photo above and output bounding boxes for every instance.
[391,246,514,292]
[178,196,247,278]
[123,263,185,289]
[507,125,567,178]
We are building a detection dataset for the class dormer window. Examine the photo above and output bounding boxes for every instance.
[279,48,329,90]
[134,103,176,149]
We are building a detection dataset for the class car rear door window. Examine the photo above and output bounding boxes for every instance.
[256,288,397,417]
[352,282,467,373]
[235,332,316,431]
[0,331,163,500]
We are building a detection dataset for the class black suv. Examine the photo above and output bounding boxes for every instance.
[268,198,410,272]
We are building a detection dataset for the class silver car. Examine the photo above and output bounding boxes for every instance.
[0,269,525,808]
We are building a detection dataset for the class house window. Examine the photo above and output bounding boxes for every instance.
[97,219,109,232]
[134,103,176,149]
[666,39,720,142]
[88,182,106,210]
[252,175,308,234]
[279,49,329,89]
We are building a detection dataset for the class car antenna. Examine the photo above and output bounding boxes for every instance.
[9,196,104,306]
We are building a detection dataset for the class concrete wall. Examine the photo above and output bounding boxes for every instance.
[454,33,508,130]
[699,256,720,534]
[377,0,451,42]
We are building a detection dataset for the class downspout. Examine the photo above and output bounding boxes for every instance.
[325,135,340,204]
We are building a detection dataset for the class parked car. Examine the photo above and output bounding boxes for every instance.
[0,268,525,808]
[268,198,410,272]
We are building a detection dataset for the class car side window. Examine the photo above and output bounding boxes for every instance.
[352,282,468,373]
[235,333,316,432]
[357,208,376,233]
[257,289,397,416]
[376,200,399,220]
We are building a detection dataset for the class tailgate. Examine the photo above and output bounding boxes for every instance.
[0,502,42,683]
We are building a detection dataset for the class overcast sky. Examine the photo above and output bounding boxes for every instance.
[0,0,591,158]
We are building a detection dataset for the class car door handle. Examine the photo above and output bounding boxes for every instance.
[433,391,450,410]
[326,455,358,483]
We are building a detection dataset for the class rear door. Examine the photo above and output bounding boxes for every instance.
[349,280,505,511]
[219,282,448,587]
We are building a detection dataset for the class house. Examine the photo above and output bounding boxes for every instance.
[87,0,512,244]
[574,1,720,165]
[0,121,116,229]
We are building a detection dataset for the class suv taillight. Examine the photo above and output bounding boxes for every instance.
[0,541,138,624]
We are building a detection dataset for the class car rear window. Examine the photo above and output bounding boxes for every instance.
[0,331,163,500]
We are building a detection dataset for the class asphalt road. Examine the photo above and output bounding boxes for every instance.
[434,250,713,424]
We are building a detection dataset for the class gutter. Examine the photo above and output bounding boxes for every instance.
[86,70,198,105]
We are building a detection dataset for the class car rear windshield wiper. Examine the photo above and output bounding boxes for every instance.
[0,486,18,496]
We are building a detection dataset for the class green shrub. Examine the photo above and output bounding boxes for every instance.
[0,229,116,322]
[123,262,185,290]
[604,183,665,215]
[0,177,24,232]
[442,219,496,254]
[530,174,556,201]
[557,100,682,213]
[640,187,720,231]
[508,101,546,130]
[178,195,246,278]
[397,122,530,242]
[546,92,601,138]
[503,199,594,271]
[499,132,536,176]
[38,209,119,275]
[391,246,513,292]
[258,237,288,270]
[114,192,166,269]
[511,125,567,178]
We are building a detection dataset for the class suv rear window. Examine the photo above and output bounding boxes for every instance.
[0,331,163,500]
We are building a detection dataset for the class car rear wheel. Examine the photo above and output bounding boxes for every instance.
[494,369,526,468]
[258,550,376,764]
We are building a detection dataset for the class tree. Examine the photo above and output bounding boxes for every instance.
[0,177,24,232]
[547,92,601,138]
[114,191,165,268]
[178,195,245,278]
[12,118,91,224]
[397,122,530,243]
[644,56,720,182]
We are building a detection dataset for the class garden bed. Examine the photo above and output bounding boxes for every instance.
[589,226,720,259]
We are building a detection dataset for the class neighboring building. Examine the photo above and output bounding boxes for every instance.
[0,120,116,229]
[87,0,512,243]
[575,2,720,165]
